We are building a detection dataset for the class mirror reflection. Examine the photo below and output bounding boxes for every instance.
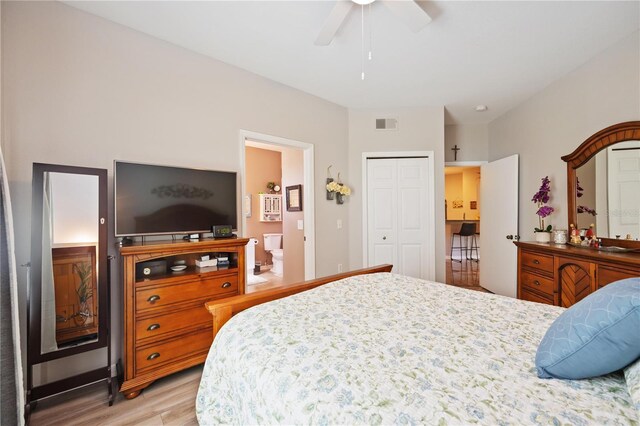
[41,171,99,354]
[575,140,640,239]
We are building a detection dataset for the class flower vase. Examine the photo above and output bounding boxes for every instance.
[326,178,335,200]
[535,231,551,243]
[336,193,344,205]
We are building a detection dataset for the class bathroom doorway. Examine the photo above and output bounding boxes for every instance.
[239,130,315,290]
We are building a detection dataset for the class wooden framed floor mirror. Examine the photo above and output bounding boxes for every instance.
[25,163,116,422]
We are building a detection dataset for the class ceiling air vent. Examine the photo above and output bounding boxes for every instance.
[375,118,398,131]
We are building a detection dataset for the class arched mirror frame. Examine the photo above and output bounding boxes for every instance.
[561,121,640,249]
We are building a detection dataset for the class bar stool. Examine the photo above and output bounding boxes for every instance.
[451,222,477,262]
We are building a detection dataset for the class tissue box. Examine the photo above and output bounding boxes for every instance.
[196,258,218,268]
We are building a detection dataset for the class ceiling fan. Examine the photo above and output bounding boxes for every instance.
[315,0,432,46]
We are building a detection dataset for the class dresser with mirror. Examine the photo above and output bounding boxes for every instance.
[515,121,640,307]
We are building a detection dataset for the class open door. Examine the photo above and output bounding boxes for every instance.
[479,155,519,296]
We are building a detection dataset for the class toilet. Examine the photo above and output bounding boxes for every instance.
[263,233,284,277]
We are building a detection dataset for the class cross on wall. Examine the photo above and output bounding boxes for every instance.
[451,145,460,161]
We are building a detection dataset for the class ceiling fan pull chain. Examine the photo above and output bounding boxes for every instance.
[368,3,373,61]
[361,4,365,80]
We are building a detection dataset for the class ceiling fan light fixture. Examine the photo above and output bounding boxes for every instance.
[475,105,489,112]
[352,0,375,5]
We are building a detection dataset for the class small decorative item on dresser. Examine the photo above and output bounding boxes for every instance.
[569,224,582,244]
[553,229,567,244]
[532,176,555,242]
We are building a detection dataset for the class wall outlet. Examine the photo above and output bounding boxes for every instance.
[338,263,343,273]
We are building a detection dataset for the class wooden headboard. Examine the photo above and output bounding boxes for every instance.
[205,264,393,338]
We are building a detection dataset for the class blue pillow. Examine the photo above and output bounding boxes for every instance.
[536,277,640,379]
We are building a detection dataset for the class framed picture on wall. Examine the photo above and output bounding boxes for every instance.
[286,185,302,212]
[470,201,477,210]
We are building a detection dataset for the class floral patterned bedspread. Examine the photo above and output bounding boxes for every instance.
[196,273,638,425]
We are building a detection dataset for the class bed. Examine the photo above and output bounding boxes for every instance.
[196,272,638,425]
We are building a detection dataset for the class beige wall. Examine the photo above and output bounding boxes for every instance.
[445,123,489,162]
[281,147,304,283]
[347,107,446,282]
[2,1,349,383]
[489,32,640,240]
[445,173,463,219]
[245,147,282,265]
[445,167,480,221]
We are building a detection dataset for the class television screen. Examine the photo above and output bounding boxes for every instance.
[115,161,237,237]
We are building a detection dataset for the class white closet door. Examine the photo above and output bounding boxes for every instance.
[367,158,431,279]
[367,159,398,269]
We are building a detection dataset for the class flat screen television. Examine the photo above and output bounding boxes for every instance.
[114,161,237,237]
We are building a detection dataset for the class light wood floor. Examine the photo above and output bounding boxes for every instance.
[445,258,488,293]
[30,366,202,426]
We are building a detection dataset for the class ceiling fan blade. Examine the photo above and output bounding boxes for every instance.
[315,1,354,46]
[381,0,432,32]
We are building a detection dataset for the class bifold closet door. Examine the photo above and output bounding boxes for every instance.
[366,158,430,279]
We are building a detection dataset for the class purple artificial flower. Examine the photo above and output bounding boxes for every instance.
[532,176,554,231]
[536,205,555,218]
[576,178,584,198]
[531,176,551,204]
[577,205,597,216]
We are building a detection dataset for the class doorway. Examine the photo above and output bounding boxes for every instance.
[239,130,315,290]
[362,152,435,281]
[444,164,482,289]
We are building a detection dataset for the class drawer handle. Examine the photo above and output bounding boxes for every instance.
[533,259,540,265]
[147,352,160,361]
[147,323,160,331]
[221,282,232,289]
[147,295,160,303]
[533,280,541,286]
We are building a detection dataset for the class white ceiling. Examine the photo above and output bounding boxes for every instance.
[64,1,640,124]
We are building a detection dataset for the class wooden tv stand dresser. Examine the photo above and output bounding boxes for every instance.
[119,237,248,399]
[515,241,640,308]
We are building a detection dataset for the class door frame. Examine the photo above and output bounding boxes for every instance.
[239,130,316,280]
[362,151,436,281]
[445,161,488,167]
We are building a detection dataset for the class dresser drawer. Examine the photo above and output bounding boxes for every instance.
[521,251,554,274]
[136,305,212,342]
[597,266,638,289]
[521,270,555,297]
[136,275,238,312]
[135,328,212,375]
[521,288,554,305]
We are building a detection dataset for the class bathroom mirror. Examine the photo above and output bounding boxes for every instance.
[28,163,109,362]
[563,121,640,248]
